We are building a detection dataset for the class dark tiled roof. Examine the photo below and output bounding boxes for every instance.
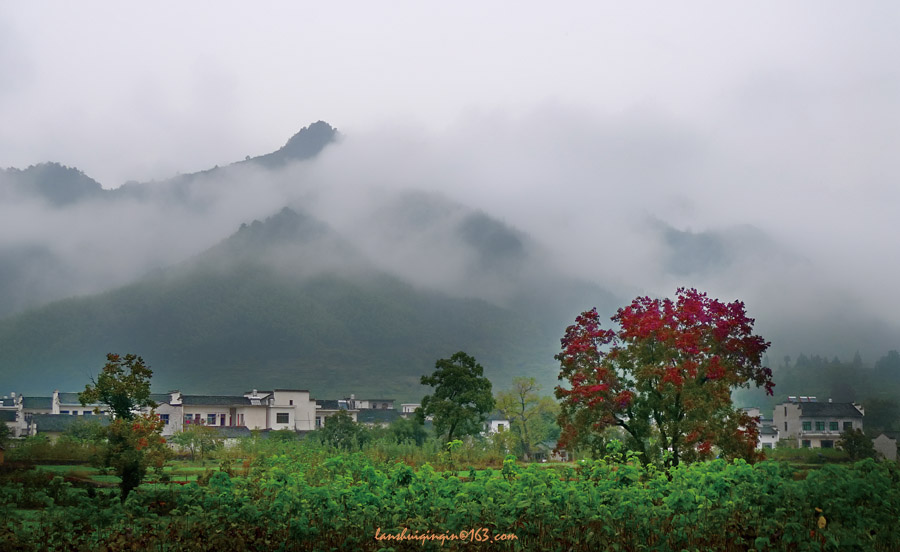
[57,392,84,404]
[149,394,172,404]
[32,413,110,433]
[316,400,347,410]
[759,425,778,436]
[0,410,16,422]
[357,409,401,425]
[798,403,863,418]
[57,392,105,407]
[22,397,52,410]
[0,397,16,407]
[181,395,253,406]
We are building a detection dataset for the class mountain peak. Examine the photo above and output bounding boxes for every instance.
[247,121,338,169]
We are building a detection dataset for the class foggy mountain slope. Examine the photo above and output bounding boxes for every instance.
[1,115,898,399]
[111,121,339,201]
[0,207,557,400]
[341,189,621,334]
[0,162,106,206]
[0,122,340,319]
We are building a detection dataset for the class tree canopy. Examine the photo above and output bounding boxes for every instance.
[419,351,495,442]
[79,353,156,420]
[555,288,773,468]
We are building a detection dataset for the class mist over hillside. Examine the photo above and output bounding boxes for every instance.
[1,116,898,400]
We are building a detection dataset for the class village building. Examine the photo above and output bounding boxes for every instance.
[873,432,900,461]
[772,396,864,449]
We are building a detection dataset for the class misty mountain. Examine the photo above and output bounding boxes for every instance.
[0,122,340,319]
[0,207,557,400]
[654,219,795,278]
[0,162,105,206]
[113,121,338,201]
[2,118,897,402]
[351,189,619,331]
[242,120,338,169]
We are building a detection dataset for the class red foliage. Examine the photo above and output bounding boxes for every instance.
[555,288,774,466]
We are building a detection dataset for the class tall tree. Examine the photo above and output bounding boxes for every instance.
[79,353,169,501]
[495,377,558,460]
[556,288,774,468]
[419,351,495,442]
[80,353,155,420]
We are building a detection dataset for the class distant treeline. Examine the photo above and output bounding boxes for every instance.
[739,350,900,435]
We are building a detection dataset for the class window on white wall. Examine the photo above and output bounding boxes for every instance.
[276,412,289,424]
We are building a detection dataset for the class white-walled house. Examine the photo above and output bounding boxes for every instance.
[345,395,395,410]
[484,412,510,435]
[155,389,319,436]
[740,407,780,450]
[772,397,864,449]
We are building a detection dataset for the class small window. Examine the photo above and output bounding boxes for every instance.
[802,421,811,431]
[289,400,293,405]
[802,440,811,448]
[821,440,834,449]
[60,410,69,415]
[276,412,289,424]
[207,414,216,425]
[829,422,838,431]
[219,414,226,426]
[784,422,787,431]
[815,421,825,431]
[315,416,322,428]
[497,423,505,432]
[160,414,170,425]
[843,421,853,430]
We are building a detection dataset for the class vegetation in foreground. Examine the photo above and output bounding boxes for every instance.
[2,437,900,552]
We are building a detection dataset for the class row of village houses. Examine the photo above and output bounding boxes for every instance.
[2,389,898,460]
[1,389,421,439]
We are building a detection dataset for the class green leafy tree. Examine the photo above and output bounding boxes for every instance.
[495,377,559,460]
[79,353,170,501]
[0,422,9,449]
[839,428,877,461]
[171,422,223,461]
[80,353,155,419]
[556,289,774,469]
[388,415,429,446]
[319,409,368,450]
[419,351,495,442]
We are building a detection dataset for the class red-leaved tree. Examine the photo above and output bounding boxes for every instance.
[555,288,774,468]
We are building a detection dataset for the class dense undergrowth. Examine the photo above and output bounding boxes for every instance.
[2,439,899,551]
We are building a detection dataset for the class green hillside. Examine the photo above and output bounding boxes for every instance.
[0,209,559,402]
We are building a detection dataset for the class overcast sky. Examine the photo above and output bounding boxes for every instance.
[1,2,896,184]
[2,2,899,358]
